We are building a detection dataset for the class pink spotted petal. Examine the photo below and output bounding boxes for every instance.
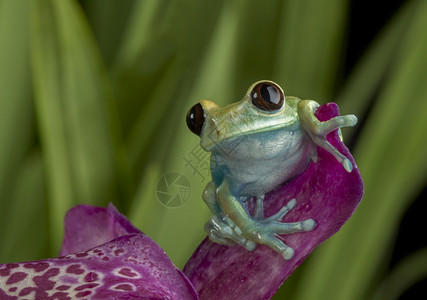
[183,103,364,299]
[0,234,198,299]
[60,203,141,256]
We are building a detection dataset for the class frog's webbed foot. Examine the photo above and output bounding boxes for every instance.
[246,198,316,260]
[205,197,316,260]
[205,214,256,251]
[298,100,357,173]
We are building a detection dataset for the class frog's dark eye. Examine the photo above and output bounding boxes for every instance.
[186,103,205,136]
[250,81,284,111]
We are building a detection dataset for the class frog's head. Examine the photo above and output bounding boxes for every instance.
[186,80,297,150]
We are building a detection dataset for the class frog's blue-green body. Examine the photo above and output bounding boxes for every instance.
[186,80,357,259]
[210,118,311,198]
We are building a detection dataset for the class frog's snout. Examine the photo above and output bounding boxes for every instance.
[186,103,205,136]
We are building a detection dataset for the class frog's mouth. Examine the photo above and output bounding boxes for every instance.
[200,120,296,151]
[194,98,298,151]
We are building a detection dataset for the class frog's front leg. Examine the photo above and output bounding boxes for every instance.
[202,181,222,215]
[203,181,256,250]
[298,100,357,172]
[214,181,316,260]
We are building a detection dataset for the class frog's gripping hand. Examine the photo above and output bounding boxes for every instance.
[298,100,357,172]
[203,182,316,260]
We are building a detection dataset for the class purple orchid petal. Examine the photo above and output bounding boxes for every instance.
[60,203,141,256]
[183,103,364,299]
[1,234,198,299]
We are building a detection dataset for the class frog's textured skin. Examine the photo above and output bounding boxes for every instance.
[186,80,357,260]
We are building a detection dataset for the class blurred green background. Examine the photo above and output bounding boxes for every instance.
[0,0,426,299]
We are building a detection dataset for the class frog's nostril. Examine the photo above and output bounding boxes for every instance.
[186,103,205,136]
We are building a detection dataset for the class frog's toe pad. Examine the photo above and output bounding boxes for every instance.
[282,247,295,260]
[346,114,358,127]
[287,198,297,209]
[302,219,316,231]
[244,240,256,251]
[343,158,353,172]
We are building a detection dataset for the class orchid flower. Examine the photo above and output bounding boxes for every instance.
[0,204,198,299]
[0,103,363,299]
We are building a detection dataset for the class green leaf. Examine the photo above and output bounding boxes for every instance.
[80,0,136,66]
[128,162,162,239]
[0,0,34,237]
[113,0,168,69]
[372,247,427,300]
[30,0,130,254]
[0,152,48,263]
[274,0,349,100]
[337,0,415,135]
[293,1,427,299]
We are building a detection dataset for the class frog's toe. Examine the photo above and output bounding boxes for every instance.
[282,246,295,260]
[287,198,297,208]
[344,114,358,127]
[264,198,296,222]
[221,214,242,235]
[205,215,233,237]
[310,135,354,173]
[208,231,237,247]
[334,114,357,128]
[256,233,295,260]
[205,215,254,248]
[244,240,256,251]
[302,219,316,231]
[319,114,358,134]
[253,195,265,219]
[343,157,353,172]
[263,218,317,235]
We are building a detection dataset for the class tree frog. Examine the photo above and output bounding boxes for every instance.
[186,80,357,260]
